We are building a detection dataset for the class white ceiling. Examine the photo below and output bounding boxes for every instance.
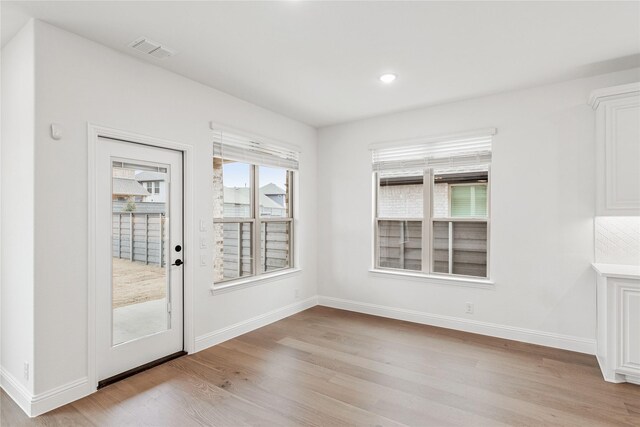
[2,1,639,127]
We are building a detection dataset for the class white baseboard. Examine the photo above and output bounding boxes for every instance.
[595,355,625,383]
[0,366,90,417]
[30,377,90,417]
[194,296,318,353]
[626,375,640,386]
[1,367,32,417]
[318,296,597,355]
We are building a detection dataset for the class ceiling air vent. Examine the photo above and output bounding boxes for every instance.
[129,37,176,59]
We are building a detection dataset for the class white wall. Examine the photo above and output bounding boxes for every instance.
[30,20,317,395]
[317,67,640,349]
[1,20,35,396]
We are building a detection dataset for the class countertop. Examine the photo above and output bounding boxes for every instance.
[592,263,640,280]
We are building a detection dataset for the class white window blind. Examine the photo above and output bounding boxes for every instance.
[371,129,495,172]
[213,128,300,170]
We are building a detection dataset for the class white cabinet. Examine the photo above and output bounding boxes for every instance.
[594,263,640,385]
[590,83,640,216]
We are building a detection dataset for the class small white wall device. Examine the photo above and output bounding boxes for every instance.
[50,123,62,140]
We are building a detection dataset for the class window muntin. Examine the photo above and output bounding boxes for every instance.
[375,167,490,279]
[213,158,294,284]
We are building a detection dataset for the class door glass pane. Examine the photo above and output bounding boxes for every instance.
[112,161,170,345]
[377,220,422,271]
[260,221,290,272]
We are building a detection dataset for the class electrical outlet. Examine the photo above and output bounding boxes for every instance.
[24,362,29,380]
[465,302,474,314]
[294,288,300,299]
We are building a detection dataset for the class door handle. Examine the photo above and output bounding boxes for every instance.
[172,259,183,266]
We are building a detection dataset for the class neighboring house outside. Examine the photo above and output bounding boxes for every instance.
[135,171,168,203]
[111,167,166,214]
[112,167,151,203]
[378,171,488,219]
[223,184,287,217]
[260,183,287,208]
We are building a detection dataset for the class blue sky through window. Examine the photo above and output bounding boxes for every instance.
[223,162,286,189]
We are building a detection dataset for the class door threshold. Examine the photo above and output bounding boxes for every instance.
[97,350,187,389]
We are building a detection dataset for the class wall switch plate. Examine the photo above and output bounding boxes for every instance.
[200,255,207,266]
[465,302,474,314]
[200,237,208,249]
[199,220,207,232]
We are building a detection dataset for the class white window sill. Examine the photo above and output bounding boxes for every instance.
[368,268,494,289]
[211,268,302,295]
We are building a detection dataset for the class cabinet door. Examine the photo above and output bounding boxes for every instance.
[600,96,640,215]
[618,284,640,375]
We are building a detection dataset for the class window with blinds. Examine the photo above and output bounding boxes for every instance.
[372,129,494,280]
[212,127,299,286]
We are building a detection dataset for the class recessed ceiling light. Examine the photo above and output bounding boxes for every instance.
[379,73,397,84]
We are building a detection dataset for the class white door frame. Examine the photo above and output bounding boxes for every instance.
[87,123,195,391]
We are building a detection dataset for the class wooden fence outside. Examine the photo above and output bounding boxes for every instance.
[113,212,290,276]
[220,221,290,280]
[378,220,423,271]
[378,219,487,277]
[112,212,166,266]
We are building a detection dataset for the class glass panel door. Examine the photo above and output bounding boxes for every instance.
[111,160,170,345]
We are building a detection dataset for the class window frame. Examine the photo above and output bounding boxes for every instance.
[373,166,491,281]
[213,162,295,286]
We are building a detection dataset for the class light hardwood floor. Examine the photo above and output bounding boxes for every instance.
[2,306,640,426]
